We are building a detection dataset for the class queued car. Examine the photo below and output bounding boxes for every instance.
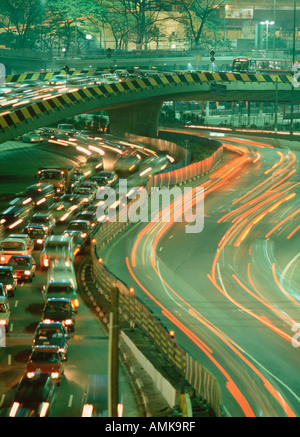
[79,181,98,195]
[9,373,56,417]
[0,205,33,231]
[25,225,49,249]
[8,234,34,253]
[91,171,118,189]
[63,220,92,250]
[22,132,43,143]
[0,266,17,297]
[0,283,9,303]
[75,210,98,228]
[33,322,69,361]
[26,345,65,385]
[27,213,56,234]
[8,255,36,282]
[72,187,95,205]
[0,296,10,333]
[0,237,32,265]
[42,298,75,332]
[40,235,75,269]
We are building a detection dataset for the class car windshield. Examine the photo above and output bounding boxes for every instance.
[47,285,73,294]
[31,351,60,363]
[46,241,68,249]
[68,222,87,230]
[31,216,49,223]
[0,270,12,279]
[45,301,70,312]
[27,228,44,236]
[36,327,64,339]
[9,258,31,266]
[1,242,25,251]
[74,189,89,194]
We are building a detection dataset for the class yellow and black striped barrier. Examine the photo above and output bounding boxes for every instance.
[0,70,294,140]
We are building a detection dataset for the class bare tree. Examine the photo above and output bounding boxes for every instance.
[99,0,168,50]
[170,0,227,49]
[0,0,46,50]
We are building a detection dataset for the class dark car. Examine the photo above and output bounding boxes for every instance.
[42,298,75,332]
[27,213,56,233]
[33,322,69,361]
[0,266,17,296]
[8,255,36,282]
[75,210,98,228]
[25,225,49,249]
[9,373,56,417]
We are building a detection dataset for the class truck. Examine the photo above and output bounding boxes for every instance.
[37,167,74,196]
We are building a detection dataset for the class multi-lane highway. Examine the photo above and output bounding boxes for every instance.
[0,131,173,417]
[100,131,300,417]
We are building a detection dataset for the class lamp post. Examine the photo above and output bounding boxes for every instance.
[260,20,275,53]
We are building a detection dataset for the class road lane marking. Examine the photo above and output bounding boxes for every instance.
[280,253,300,287]
[14,301,18,308]
[68,394,73,407]
[8,355,11,365]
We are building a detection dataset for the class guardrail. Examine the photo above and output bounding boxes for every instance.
[89,135,225,416]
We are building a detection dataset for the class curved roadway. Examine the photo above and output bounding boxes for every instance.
[101,133,300,417]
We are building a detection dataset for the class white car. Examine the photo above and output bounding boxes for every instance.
[40,235,75,269]
[0,296,10,333]
[8,234,34,253]
[0,238,32,265]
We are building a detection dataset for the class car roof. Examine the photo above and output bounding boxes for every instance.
[32,345,60,352]
[9,254,31,259]
[1,238,25,243]
[37,321,64,329]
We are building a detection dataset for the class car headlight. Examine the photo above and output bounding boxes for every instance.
[80,233,87,238]
[83,198,89,202]
[44,259,49,267]
[5,284,12,290]
[51,372,59,379]
[24,270,31,276]
[0,320,7,325]
[64,319,73,325]
[37,239,43,244]
[1,256,5,262]
[59,347,66,354]
[27,372,35,379]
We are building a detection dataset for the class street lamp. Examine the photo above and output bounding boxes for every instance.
[260,20,275,53]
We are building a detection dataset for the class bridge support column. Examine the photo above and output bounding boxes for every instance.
[107,101,162,138]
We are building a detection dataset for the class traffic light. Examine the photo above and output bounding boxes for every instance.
[210,50,215,63]
[107,48,112,59]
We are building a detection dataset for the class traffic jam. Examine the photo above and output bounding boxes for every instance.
[0,122,173,417]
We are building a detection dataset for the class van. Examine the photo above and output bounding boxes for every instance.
[40,235,75,269]
[24,184,56,210]
[43,268,79,310]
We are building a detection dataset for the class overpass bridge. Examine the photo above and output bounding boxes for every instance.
[0,70,298,142]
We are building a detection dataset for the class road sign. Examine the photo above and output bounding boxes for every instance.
[210,83,227,97]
